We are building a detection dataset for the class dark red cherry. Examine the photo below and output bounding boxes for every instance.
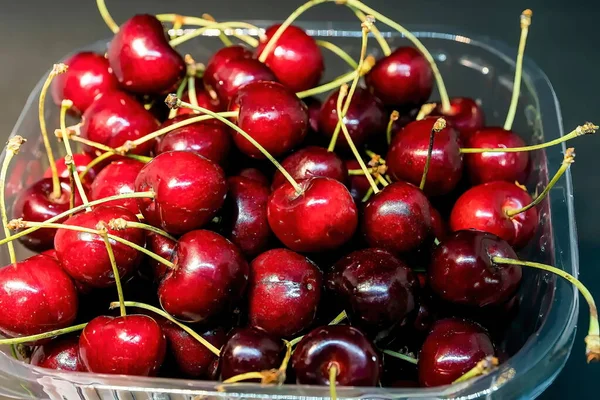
[268,177,358,253]
[248,249,322,337]
[230,81,308,159]
[365,47,433,108]
[145,232,176,283]
[0,255,78,339]
[464,127,529,184]
[44,153,97,186]
[220,327,285,380]
[429,230,521,307]
[430,206,448,242]
[135,151,227,235]
[158,230,248,322]
[304,97,322,134]
[449,181,537,248]
[292,325,380,386]
[238,168,270,187]
[90,159,145,214]
[418,318,495,387]
[51,51,119,115]
[387,117,463,196]
[5,158,43,202]
[256,24,324,92]
[345,159,371,204]
[362,181,432,254]
[54,205,145,288]
[80,91,159,157]
[31,336,86,372]
[107,14,185,95]
[326,248,417,342]
[203,45,253,97]
[177,79,224,116]
[319,87,386,149]
[79,314,166,376]
[432,97,485,142]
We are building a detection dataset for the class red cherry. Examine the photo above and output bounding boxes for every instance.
[449,181,537,248]
[345,159,371,204]
[304,97,322,134]
[107,14,185,95]
[238,167,270,187]
[44,153,97,185]
[230,81,308,159]
[365,47,433,108]
[418,318,495,387]
[135,151,227,235]
[430,206,448,242]
[90,159,145,214]
[5,158,43,203]
[431,97,485,142]
[0,255,78,339]
[145,232,176,284]
[203,45,253,95]
[79,314,166,376]
[177,79,224,116]
[51,52,119,115]
[54,206,145,288]
[268,177,358,253]
[31,336,87,372]
[256,24,324,92]
[158,230,248,322]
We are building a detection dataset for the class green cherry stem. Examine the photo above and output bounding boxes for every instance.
[201,13,234,47]
[386,110,399,145]
[96,0,119,33]
[416,103,437,121]
[60,100,90,208]
[419,118,447,191]
[108,218,177,242]
[296,70,359,99]
[316,40,359,69]
[1,136,26,265]
[98,224,126,317]
[329,364,338,400]
[351,7,391,56]
[453,356,499,384]
[382,349,418,365]
[168,75,189,119]
[0,323,88,346]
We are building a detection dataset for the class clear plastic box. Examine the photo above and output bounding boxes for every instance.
[0,21,578,400]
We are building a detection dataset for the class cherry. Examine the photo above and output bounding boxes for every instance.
[145,232,176,284]
[387,117,463,196]
[272,146,347,190]
[0,255,78,339]
[431,97,485,141]
[449,181,538,248]
[158,230,248,322]
[51,51,119,115]
[107,14,185,95]
[268,177,358,253]
[203,45,253,98]
[90,159,145,214]
[304,96,322,135]
[345,159,371,204]
[80,90,159,157]
[292,325,380,386]
[238,168,270,187]
[429,230,522,307]
[135,151,227,235]
[365,47,433,108]
[319,87,386,149]
[79,314,166,376]
[256,24,324,93]
[154,115,231,166]
[362,181,432,254]
[418,318,495,387]
[219,327,285,380]
[248,248,322,337]
[31,336,86,372]
[54,205,145,288]
[326,248,417,342]
[229,81,308,159]
[177,79,224,116]
[44,153,97,186]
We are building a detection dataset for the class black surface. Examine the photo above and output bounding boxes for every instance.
[1,0,598,398]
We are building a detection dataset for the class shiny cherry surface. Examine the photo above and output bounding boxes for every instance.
[31,336,86,372]
[145,232,176,284]
[345,159,371,204]
[238,167,270,187]
[432,97,485,142]
[90,159,145,214]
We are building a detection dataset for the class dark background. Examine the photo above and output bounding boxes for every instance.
[1,0,598,398]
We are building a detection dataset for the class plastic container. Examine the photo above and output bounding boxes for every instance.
[0,21,578,400]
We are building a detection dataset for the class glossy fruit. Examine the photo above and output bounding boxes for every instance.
[44,153,97,186]
[345,159,371,204]
[238,168,270,187]
[432,97,485,141]
[90,159,145,214]
[31,336,86,372]
[304,97,322,134]
[145,232,176,283]
[177,78,224,116]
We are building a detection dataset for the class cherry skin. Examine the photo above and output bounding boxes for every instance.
[107,14,185,95]
[41,250,94,296]
[429,230,521,307]
[387,117,463,196]
[230,81,308,159]
[319,87,387,149]
[0,255,78,339]
[90,159,145,214]
[219,327,285,380]
[145,232,176,284]
[158,230,249,322]
[238,167,270,187]
[31,336,87,372]
[431,97,485,142]
[271,146,347,190]
[344,159,371,204]
[304,97,322,135]
[292,325,381,386]
[176,78,224,116]
[256,24,324,93]
[203,45,253,98]
[54,205,145,288]
[365,47,433,108]
[51,51,119,115]
[44,153,97,186]
[418,318,495,387]
[362,181,432,254]
[449,181,538,248]
[79,314,166,376]
[268,177,358,253]
[135,151,227,235]
[464,127,529,185]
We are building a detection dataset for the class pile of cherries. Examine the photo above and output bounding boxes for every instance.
[0,0,597,395]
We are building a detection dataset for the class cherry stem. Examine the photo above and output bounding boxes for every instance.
[221,341,292,386]
[170,14,184,40]
[386,111,399,145]
[60,100,90,208]
[169,21,259,48]
[453,356,499,384]
[289,310,347,347]
[329,364,338,400]
[376,174,389,187]
[108,218,177,242]
[96,0,119,33]
[316,40,358,69]
[351,7,391,56]
[382,349,418,365]
[505,147,574,217]
[504,10,533,132]
[68,169,75,210]
[419,118,447,190]
[168,76,189,119]
[221,372,268,384]
[493,256,600,362]
[112,301,221,356]
[201,14,234,47]
[56,126,123,156]
[361,187,374,203]
[169,96,303,194]
[0,323,88,346]
[296,70,358,99]
[416,103,437,121]
[98,225,126,317]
